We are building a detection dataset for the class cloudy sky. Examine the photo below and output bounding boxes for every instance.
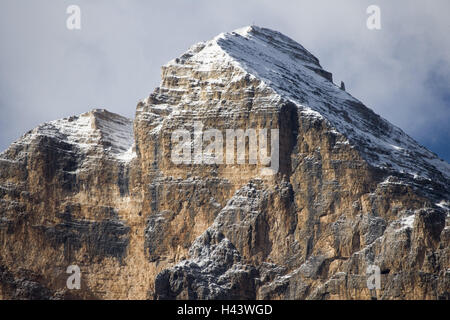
[1,0,449,161]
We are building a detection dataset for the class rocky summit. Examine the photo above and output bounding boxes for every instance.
[0,26,449,300]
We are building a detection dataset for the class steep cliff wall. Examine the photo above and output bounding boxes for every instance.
[1,26,449,300]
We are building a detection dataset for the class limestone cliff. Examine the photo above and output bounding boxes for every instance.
[1,26,449,300]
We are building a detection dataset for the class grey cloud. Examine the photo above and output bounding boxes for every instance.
[0,0,449,160]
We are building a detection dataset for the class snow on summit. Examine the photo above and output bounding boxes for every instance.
[166,25,450,184]
[2,109,135,163]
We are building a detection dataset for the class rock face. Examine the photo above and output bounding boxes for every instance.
[1,26,449,300]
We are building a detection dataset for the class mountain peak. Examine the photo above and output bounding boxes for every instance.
[226,25,321,66]
[1,26,449,301]
[1,109,135,163]
[167,25,324,76]
[158,26,450,187]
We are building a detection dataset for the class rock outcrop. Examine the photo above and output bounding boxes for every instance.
[1,26,449,300]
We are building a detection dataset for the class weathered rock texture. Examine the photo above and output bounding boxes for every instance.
[1,26,449,300]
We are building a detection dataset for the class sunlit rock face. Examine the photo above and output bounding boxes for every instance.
[1,26,449,300]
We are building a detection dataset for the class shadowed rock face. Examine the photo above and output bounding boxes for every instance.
[1,26,449,300]
[34,210,130,263]
[154,228,258,300]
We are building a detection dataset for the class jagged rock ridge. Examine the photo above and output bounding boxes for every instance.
[0,26,449,300]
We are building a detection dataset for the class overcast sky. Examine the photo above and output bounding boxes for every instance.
[1,0,449,161]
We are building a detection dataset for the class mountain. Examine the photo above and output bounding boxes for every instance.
[0,26,449,300]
